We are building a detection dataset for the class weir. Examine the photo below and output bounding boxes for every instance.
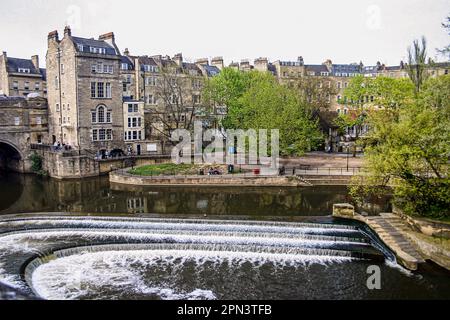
[0,214,391,299]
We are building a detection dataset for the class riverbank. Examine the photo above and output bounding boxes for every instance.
[110,169,309,187]
[333,204,450,271]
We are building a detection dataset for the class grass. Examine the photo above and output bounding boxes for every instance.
[128,163,199,176]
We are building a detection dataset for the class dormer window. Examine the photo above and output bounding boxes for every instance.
[143,65,158,72]
[18,68,30,73]
[77,44,84,51]
[90,47,106,54]
[121,63,129,70]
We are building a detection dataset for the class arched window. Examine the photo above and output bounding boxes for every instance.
[92,105,111,124]
[98,106,105,123]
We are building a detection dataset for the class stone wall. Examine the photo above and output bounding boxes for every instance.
[110,170,308,187]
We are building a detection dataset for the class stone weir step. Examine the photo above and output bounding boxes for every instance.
[333,205,426,270]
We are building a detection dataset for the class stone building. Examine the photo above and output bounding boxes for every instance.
[0,52,47,97]
[46,27,125,158]
[123,99,146,155]
[0,95,48,172]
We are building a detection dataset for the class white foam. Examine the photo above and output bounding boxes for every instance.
[31,249,352,300]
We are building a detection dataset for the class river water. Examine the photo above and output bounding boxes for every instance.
[0,172,449,300]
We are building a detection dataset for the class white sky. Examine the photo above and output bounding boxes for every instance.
[0,0,449,67]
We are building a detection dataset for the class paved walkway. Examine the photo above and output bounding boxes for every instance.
[362,213,425,270]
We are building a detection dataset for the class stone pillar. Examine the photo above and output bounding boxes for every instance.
[332,203,355,217]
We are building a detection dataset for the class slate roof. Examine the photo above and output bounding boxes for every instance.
[7,58,40,75]
[202,65,220,77]
[72,36,117,55]
[331,64,362,75]
[182,62,203,76]
[120,56,134,70]
[306,64,330,75]
[39,68,47,81]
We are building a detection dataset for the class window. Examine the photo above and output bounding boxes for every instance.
[193,95,201,104]
[55,76,59,89]
[92,112,97,123]
[91,82,96,98]
[106,112,111,123]
[14,117,20,126]
[148,94,157,105]
[77,44,84,51]
[445,69,449,75]
[344,82,348,88]
[170,94,178,104]
[90,47,106,54]
[98,106,105,123]
[99,129,106,141]
[143,65,158,72]
[13,81,18,90]
[105,83,111,98]
[337,95,341,102]
[133,131,137,140]
[36,117,42,125]
[146,77,157,86]
[24,82,30,90]
[337,82,341,89]
[138,117,142,127]
[123,82,128,92]
[92,130,98,141]
[56,104,60,112]
[128,131,132,140]
[134,104,138,112]
[121,63,128,70]
[97,83,104,98]
[18,68,30,73]
[128,118,132,128]
[106,129,112,140]
[132,118,137,128]
[128,104,133,113]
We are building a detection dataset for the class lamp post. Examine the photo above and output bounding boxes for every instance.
[346,143,350,172]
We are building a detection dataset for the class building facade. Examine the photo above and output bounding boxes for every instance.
[46,27,125,158]
[0,52,47,98]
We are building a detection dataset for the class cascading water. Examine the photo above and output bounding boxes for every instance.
[0,215,448,300]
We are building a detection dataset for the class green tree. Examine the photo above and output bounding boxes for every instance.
[407,36,428,93]
[350,75,450,219]
[204,68,323,155]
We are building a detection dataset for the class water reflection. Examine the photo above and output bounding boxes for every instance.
[0,172,390,217]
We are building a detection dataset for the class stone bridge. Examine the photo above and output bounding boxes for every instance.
[0,96,48,172]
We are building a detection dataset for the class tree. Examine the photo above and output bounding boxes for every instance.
[148,63,206,145]
[437,14,450,59]
[204,68,323,155]
[287,76,338,111]
[350,75,450,219]
[407,36,428,93]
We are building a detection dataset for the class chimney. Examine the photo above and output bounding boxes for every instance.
[323,59,333,72]
[211,57,224,70]
[99,32,119,54]
[298,56,304,66]
[99,32,115,42]
[254,57,268,72]
[195,58,209,66]
[48,30,59,42]
[124,48,130,56]
[0,52,7,66]
[31,55,39,70]
[173,53,183,66]
[64,25,71,37]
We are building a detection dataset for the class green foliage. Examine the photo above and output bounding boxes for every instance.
[129,163,198,176]
[350,75,450,219]
[437,14,450,59]
[29,153,46,176]
[203,68,323,156]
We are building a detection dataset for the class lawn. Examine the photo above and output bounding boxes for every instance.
[128,163,199,176]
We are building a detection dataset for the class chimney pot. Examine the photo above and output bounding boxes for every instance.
[64,25,71,37]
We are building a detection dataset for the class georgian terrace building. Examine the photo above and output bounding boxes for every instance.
[0,52,47,98]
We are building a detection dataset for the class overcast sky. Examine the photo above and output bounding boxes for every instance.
[1,0,449,67]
